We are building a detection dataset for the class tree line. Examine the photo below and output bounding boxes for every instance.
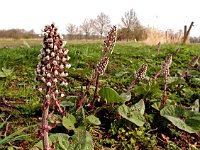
[0,9,147,41]
[1,9,195,43]
[66,9,147,41]
[0,29,39,39]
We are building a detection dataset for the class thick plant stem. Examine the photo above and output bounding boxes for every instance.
[93,74,100,102]
[42,104,49,150]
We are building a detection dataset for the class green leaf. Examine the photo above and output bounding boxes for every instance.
[0,71,6,77]
[167,77,185,84]
[191,99,199,112]
[118,104,145,126]
[151,102,161,111]
[131,99,145,115]
[32,133,70,150]
[99,87,125,103]
[32,129,94,150]
[72,127,94,150]
[0,125,35,145]
[190,78,200,87]
[160,105,200,133]
[120,92,131,101]
[86,115,101,125]
[62,114,76,130]
[7,146,14,150]
[115,71,129,77]
[2,68,12,76]
[60,100,74,107]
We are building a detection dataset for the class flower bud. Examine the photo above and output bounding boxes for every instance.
[46,55,50,61]
[63,49,69,55]
[36,68,41,73]
[60,72,65,77]
[54,70,59,76]
[59,49,63,54]
[54,45,58,50]
[47,64,51,69]
[44,32,48,37]
[55,90,59,94]
[61,81,68,86]
[62,41,67,47]
[56,56,60,60]
[46,94,51,100]
[47,38,53,43]
[38,54,42,59]
[38,88,43,92]
[61,93,65,97]
[41,77,46,82]
[53,60,57,65]
[49,43,53,48]
[60,64,64,69]
[47,73,51,78]
[42,67,46,71]
[51,52,55,57]
[53,78,58,83]
[65,63,71,69]
[62,57,67,62]
[66,56,70,60]
[47,82,51,86]
[46,49,51,54]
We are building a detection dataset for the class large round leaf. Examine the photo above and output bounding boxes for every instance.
[86,115,101,125]
[118,104,145,127]
[32,128,94,150]
[160,105,200,133]
[62,114,76,130]
[99,87,125,103]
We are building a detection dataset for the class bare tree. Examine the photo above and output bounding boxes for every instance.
[80,19,95,40]
[66,23,76,40]
[94,12,111,38]
[121,9,138,41]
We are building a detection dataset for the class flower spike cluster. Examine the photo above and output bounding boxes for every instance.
[95,57,109,76]
[36,23,70,114]
[102,25,117,55]
[127,64,148,92]
[161,53,172,77]
[135,64,148,80]
[36,23,70,132]
[152,53,172,80]
[76,26,117,111]
[188,56,199,68]
[95,25,117,77]
[36,23,71,149]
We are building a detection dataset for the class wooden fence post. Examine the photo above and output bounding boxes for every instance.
[182,22,194,44]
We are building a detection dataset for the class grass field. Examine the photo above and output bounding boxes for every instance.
[0,41,200,149]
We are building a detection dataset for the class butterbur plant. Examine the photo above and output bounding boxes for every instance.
[161,54,172,104]
[36,23,71,150]
[152,54,172,104]
[77,26,117,110]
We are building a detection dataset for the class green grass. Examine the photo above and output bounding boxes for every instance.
[0,42,199,149]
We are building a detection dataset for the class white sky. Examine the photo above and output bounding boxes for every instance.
[0,0,200,36]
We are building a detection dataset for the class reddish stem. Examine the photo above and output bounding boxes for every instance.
[42,101,49,150]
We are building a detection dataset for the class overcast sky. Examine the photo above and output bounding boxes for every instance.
[1,0,200,36]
